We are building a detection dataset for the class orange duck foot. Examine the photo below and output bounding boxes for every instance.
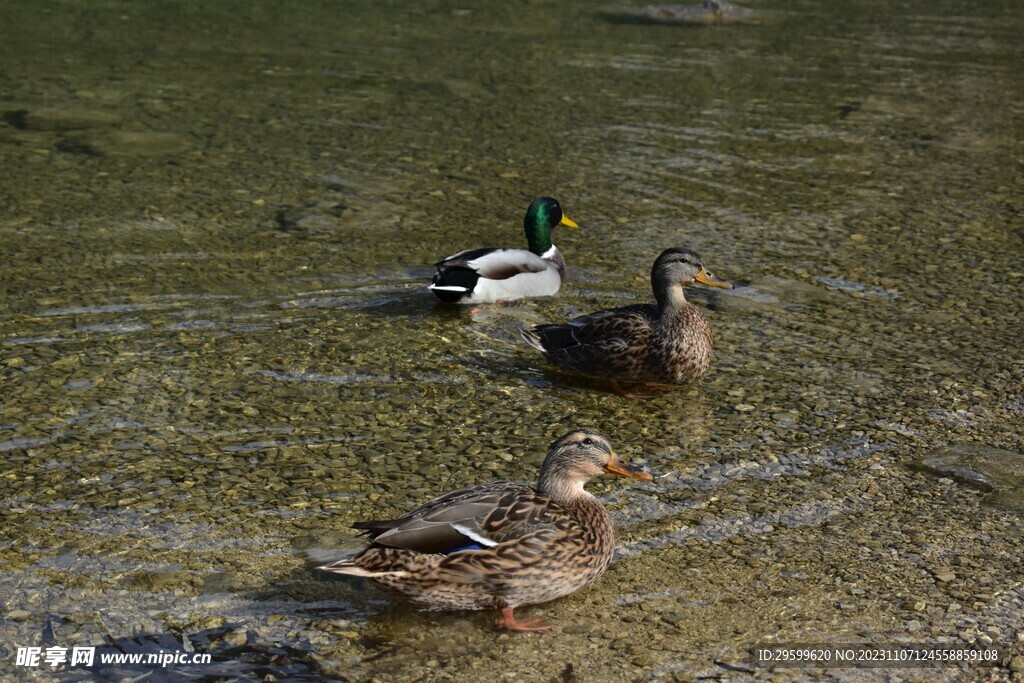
[498,607,553,632]
[611,380,666,399]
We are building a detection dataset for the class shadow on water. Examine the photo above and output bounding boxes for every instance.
[596,10,707,26]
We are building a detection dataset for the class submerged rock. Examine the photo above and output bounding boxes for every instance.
[640,0,760,25]
[276,203,351,236]
[914,443,1024,511]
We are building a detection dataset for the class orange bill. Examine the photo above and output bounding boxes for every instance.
[694,266,733,289]
[603,452,655,481]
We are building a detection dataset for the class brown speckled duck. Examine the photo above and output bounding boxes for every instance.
[319,429,653,631]
[520,248,733,396]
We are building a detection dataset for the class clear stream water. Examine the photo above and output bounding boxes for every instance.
[1,0,1022,681]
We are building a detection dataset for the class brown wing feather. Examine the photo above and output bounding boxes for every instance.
[532,304,657,380]
[363,482,568,554]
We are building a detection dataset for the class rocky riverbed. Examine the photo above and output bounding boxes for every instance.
[1,0,1022,680]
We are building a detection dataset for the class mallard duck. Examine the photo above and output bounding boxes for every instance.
[428,197,578,304]
[520,248,733,395]
[319,429,653,631]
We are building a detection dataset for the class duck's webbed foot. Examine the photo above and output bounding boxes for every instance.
[498,607,553,632]
[611,380,667,399]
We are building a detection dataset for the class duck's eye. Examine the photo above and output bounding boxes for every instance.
[582,437,594,446]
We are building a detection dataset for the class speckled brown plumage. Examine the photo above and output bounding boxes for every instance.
[521,247,732,389]
[318,430,653,631]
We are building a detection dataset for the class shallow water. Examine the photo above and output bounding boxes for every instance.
[1,0,1022,680]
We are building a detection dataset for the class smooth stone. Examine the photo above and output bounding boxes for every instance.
[638,1,760,25]
[223,627,249,647]
[915,443,1023,495]
[276,203,349,233]
[200,572,238,594]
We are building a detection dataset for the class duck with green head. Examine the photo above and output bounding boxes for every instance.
[428,197,578,304]
[319,429,653,631]
[521,247,733,395]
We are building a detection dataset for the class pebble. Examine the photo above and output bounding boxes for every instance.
[631,654,658,667]
[223,628,249,647]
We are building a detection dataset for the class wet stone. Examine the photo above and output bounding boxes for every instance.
[200,572,238,594]
[127,571,190,591]
[631,653,658,667]
[633,1,760,25]
[223,627,249,647]
[914,444,1024,511]
[276,203,350,234]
